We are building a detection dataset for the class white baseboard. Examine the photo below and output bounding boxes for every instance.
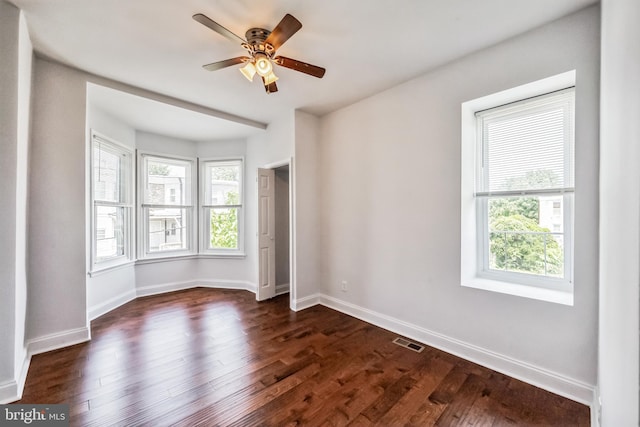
[0,326,87,404]
[591,386,601,427]
[291,293,321,311]
[0,349,31,403]
[136,280,202,298]
[136,279,256,298]
[0,346,30,404]
[88,288,137,321]
[275,283,290,296]
[200,279,256,293]
[16,350,30,401]
[0,327,91,403]
[0,380,19,404]
[296,293,595,406]
[27,327,91,357]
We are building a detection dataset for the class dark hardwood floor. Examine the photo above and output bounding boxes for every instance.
[17,288,589,426]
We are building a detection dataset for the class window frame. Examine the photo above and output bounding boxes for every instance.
[90,131,134,272]
[460,71,576,305]
[475,88,575,290]
[199,157,245,257]
[137,151,197,259]
[476,195,573,291]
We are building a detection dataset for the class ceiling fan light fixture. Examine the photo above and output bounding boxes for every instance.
[239,61,256,82]
[263,71,279,85]
[254,53,273,77]
[193,13,325,94]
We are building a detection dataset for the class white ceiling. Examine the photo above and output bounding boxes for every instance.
[87,83,266,141]
[12,0,597,140]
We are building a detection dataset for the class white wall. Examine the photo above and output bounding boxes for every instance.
[317,6,599,402]
[598,0,640,424]
[28,58,89,343]
[0,0,21,398]
[0,4,33,403]
[88,104,136,147]
[294,111,320,301]
[15,10,33,383]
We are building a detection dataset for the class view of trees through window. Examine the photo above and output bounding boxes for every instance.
[208,165,240,250]
[488,170,564,277]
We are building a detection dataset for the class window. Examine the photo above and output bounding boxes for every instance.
[461,71,576,305]
[139,154,195,257]
[200,159,244,255]
[476,88,574,288]
[91,132,133,269]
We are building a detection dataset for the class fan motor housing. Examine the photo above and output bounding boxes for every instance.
[245,28,271,45]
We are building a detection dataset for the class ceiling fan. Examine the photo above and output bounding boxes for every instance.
[193,13,326,94]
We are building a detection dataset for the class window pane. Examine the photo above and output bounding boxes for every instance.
[145,158,190,205]
[205,162,241,206]
[485,109,566,192]
[478,89,574,193]
[94,145,122,202]
[208,207,238,249]
[147,208,188,252]
[95,206,124,259]
[488,196,564,278]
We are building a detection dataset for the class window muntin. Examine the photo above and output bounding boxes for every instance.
[201,159,243,253]
[476,88,574,286]
[140,154,195,257]
[91,133,133,267]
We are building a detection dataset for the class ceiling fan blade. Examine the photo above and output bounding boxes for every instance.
[274,56,326,78]
[264,14,302,50]
[203,57,250,71]
[193,13,246,45]
[262,77,278,94]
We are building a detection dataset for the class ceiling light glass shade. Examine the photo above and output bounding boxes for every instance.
[239,62,256,82]
[254,53,273,77]
[263,71,279,85]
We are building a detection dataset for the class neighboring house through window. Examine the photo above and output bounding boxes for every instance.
[91,132,133,270]
[139,154,195,257]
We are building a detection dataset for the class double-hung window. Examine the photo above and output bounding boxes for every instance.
[139,154,195,257]
[461,72,577,305]
[476,88,575,291]
[200,159,244,255]
[91,132,133,270]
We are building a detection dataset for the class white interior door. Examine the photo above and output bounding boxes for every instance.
[257,168,276,301]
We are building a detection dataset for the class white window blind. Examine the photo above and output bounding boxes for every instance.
[476,88,575,197]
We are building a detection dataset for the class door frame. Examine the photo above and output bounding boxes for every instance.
[258,157,295,309]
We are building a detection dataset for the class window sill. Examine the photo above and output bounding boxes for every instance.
[136,253,246,266]
[461,276,573,306]
[199,252,246,259]
[89,260,136,277]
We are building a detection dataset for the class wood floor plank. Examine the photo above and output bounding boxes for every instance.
[16,288,590,426]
